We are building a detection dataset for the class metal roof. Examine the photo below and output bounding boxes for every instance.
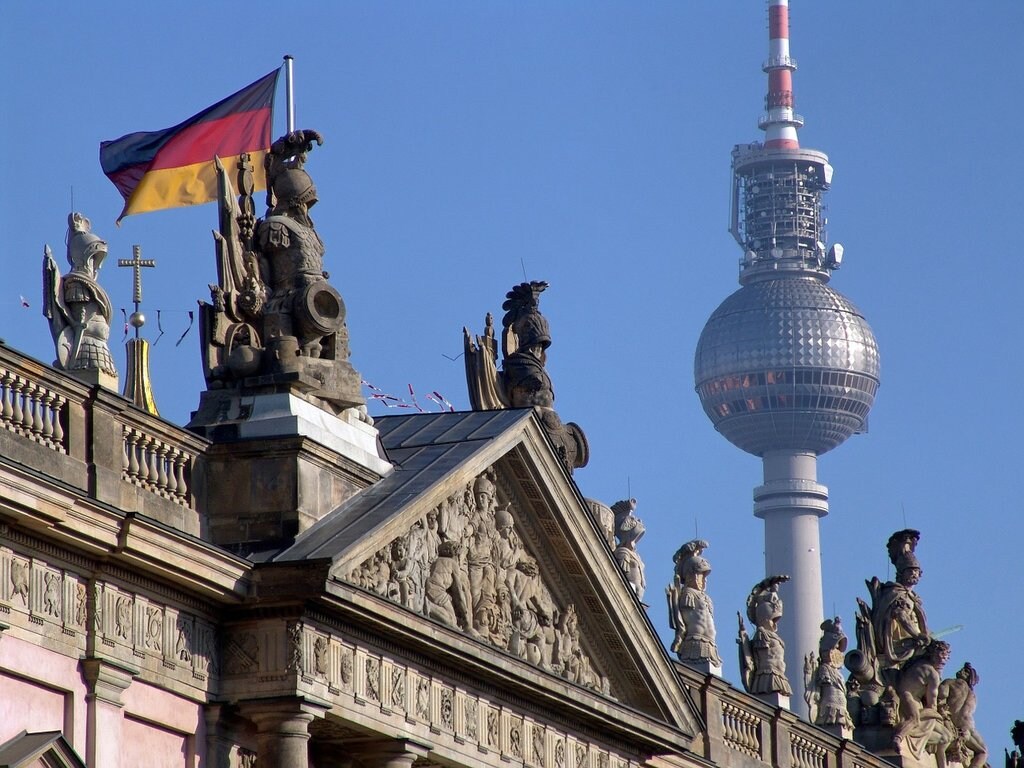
[271,409,532,562]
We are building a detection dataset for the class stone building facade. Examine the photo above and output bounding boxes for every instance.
[1,342,913,768]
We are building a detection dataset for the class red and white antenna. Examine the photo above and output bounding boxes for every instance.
[760,0,803,149]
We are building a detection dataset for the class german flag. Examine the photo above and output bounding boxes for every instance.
[100,70,279,223]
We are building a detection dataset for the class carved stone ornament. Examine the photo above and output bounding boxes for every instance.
[463,282,589,474]
[940,662,988,768]
[803,617,852,728]
[666,539,722,666]
[42,213,118,385]
[347,468,608,694]
[195,130,364,413]
[737,575,792,696]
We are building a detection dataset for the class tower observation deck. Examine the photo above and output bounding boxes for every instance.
[694,0,879,718]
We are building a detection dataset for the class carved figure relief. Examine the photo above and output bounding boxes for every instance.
[611,499,646,601]
[313,635,329,677]
[464,698,478,741]
[666,539,722,666]
[144,606,163,651]
[176,623,193,662]
[340,648,354,689]
[10,560,29,605]
[803,617,852,727]
[42,213,117,381]
[286,622,303,673]
[74,583,87,627]
[347,468,607,694]
[416,678,430,721]
[43,572,61,617]
[366,657,380,701]
[391,667,406,710]
[440,688,454,730]
[463,282,588,474]
[737,575,792,696]
[114,596,132,639]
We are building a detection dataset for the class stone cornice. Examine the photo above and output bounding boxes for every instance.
[0,459,251,603]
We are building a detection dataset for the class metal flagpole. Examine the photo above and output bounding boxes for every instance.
[284,55,295,132]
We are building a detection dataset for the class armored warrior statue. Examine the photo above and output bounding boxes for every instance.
[666,539,722,671]
[738,575,792,701]
[192,130,364,422]
[463,281,588,474]
[42,213,117,389]
[611,498,646,601]
[804,617,853,731]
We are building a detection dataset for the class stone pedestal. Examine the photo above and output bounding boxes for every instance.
[757,691,790,711]
[820,722,854,740]
[686,659,723,677]
[192,392,392,553]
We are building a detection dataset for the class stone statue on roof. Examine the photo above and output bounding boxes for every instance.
[611,498,646,601]
[940,662,988,768]
[463,280,588,474]
[666,539,722,671]
[193,130,364,419]
[737,575,792,701]
[42,213,118,389]
[804,617,852,732]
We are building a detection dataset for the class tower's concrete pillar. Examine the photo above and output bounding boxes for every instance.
[754,449,828,718]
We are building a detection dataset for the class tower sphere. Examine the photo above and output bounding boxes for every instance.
[694,276,879,457]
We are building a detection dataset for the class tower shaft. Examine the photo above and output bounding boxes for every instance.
[755,450,827,706]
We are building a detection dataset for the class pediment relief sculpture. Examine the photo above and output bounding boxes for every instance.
[345,467,610,695]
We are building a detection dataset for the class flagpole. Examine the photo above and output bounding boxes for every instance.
[284,55,295,133]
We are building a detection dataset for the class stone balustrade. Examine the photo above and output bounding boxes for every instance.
[676,662,893,768]
[1,356,70,454]
[0,344,207,535]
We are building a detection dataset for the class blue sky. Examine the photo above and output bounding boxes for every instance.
[2,1,1022,749]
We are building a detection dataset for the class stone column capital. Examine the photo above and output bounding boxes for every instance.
[356,738,432,768]
[81,657,138,707]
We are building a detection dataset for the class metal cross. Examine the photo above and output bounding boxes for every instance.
[118,244,156,338]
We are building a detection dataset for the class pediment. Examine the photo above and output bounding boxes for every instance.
[275,409,699,736]
[0,731,86,768]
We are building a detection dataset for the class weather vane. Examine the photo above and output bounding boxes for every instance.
[118,244,156,338]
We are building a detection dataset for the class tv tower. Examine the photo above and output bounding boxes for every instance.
[694,1,880,716]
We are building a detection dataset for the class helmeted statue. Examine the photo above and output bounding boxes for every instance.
[738,575,792,698]
[804,617,853,729]
[192,130,364,420]
[463,281,588,474]
[42,213,117,387]
[611,498,645,601]
[666,539,722,669]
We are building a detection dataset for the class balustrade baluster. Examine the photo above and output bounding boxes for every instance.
[51,395,65,447]
[156,442,170,495]
[11,375,25,431]
[146,436,160,487]
[30,383,45,438]
[126,429,140,478]
[1,370,13,423]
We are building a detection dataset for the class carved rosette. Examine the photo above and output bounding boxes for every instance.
[346,467,608,694]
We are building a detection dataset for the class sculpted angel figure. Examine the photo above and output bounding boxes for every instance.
[738,575,792,696]
[666,539,722,667]
[42,213,117,382]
